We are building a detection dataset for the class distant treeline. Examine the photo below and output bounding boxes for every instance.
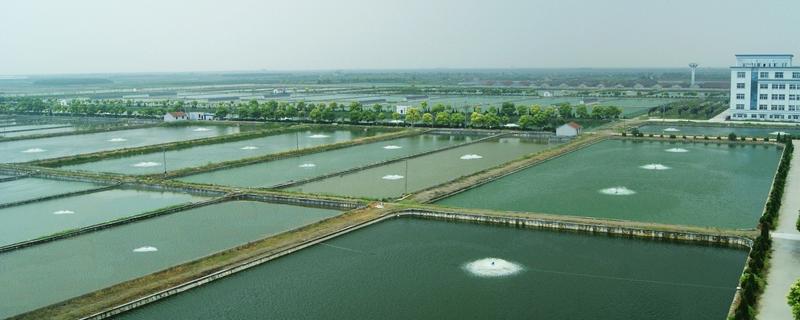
[647,98,728,120]
[33,78,113,86]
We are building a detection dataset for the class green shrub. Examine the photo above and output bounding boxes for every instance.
[729,133,738,141]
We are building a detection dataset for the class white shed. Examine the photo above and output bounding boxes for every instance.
[395,105,411,115]
[556,122,582,137]
[163,112,188,122]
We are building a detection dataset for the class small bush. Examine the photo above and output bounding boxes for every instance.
[669,134,676,139]
[729,133,738,141]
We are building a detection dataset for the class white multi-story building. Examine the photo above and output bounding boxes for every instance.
[729,54,800,122]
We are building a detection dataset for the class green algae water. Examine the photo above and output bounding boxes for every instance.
[438,139,781,229]
[291,137,553,199]
[0,178,103,205]
[62,128,379,174]
[117,218,746,320]
[0,200,339,318]
[0,189,206,247]
[180,133,474,187]
[637,124,800,138]
[0,124,239,163]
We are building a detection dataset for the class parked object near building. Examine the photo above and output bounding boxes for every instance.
[556,122,582,137]
[163,112,214,122]
[729,54,800,122]
[395,105,410,115]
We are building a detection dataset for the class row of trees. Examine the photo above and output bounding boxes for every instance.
[734,136,793,320]
[0,97,624,129]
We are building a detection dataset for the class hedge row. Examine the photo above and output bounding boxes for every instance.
[732,135,793,320]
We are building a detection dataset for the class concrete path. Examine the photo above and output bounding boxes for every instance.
[759,140,800,320]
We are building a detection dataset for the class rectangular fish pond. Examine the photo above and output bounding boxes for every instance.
[289,136,555,199]
[116,217,746,320]
[0,200,340,318]
[436,139,782,229]
[179,133,478,188]
[0,177,104,206]
[0,188,207,247]
[636,123,800,138]
[61,128,384,175]
[0,124,241,163]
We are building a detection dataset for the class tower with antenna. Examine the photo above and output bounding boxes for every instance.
[688,63,699,87]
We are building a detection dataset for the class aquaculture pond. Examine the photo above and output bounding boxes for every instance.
[118,218,746,320]
[0,189,206,247]
[0,124,240,163]
[637,124,800,138]
[0,200,339,318]
[62,128,382,175]
[180,133,475,188]
[0,126,76,138]
[437,139,781,229]
[290,137,553,199]
[0,178,103,205]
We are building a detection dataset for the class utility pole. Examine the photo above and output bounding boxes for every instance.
[296,131,299,151]
[162,147,167,177]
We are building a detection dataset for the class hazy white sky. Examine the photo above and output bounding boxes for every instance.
[1,0,799,74]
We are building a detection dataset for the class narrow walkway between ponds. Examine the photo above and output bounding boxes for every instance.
[760,140,800,320]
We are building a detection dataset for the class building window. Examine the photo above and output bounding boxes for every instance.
[737,72,746,78]
[760,83,769,89]
[751,114,758,118]
[760,114,766,118]
[775,72,784,79]
[790,95,799,101]
[771,105,785,111]
[760,94,768,100]
[773,84,786,89]
[789,105,797,111]
[793,72,800,79]
[760,72,769,78]
[791,84,799,90]
[736,104,744,109]
[736,93,745,99]
[737,83,745,89]
[759,104,768,110]
[771,94,785,100]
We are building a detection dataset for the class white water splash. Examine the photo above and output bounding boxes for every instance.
[22,148,46,153]
[298,163,316,168]
[52,210,75,215]
[383,145,402,150]
[663,127,680,132]
[241,146,259,150]
[665,148,689,153]
[599,187,636,195]
[192,127,211,132]
[382,174,404,180]
[770,131,789,136]
[107,138,127,142]
[132,161,161,168]
[460,154,483,160]
[132,246,158,253]
[639,164,671,170]
[463,258,524,278]
[309,134,329,138]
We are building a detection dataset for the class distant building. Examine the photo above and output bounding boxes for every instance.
[395,105,410,115]
[188,112,214,121]
[729,54,800,122]
[540,91,553,97]
[556,122,582,137]
[163,111,188,122]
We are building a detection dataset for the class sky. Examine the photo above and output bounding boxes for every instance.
[1,0,799,75]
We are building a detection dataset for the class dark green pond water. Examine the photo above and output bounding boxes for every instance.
[637,124,800,138]
[291,137,554,199]
[0,200,339,318]
[0,125,239,163]
[118,218,746,320]
[437,139,781,229]
[63,128,380,174]
[0,178,103,205]
[179,133,474,188]
[0,189,206,247]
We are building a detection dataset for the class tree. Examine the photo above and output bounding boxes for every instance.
[501,102,516,117]
[790,278,800,320]
[558,104,573,119]
[449,112,465,127]
[422,112,434,126]
[470,112,484,127]
[435,112,450,126]
[405,108,422,125]
[309,107,323,122]
[576,105,589,119]
[516,105,529,116]
[431,103,446,114]
[518,115,533,129]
